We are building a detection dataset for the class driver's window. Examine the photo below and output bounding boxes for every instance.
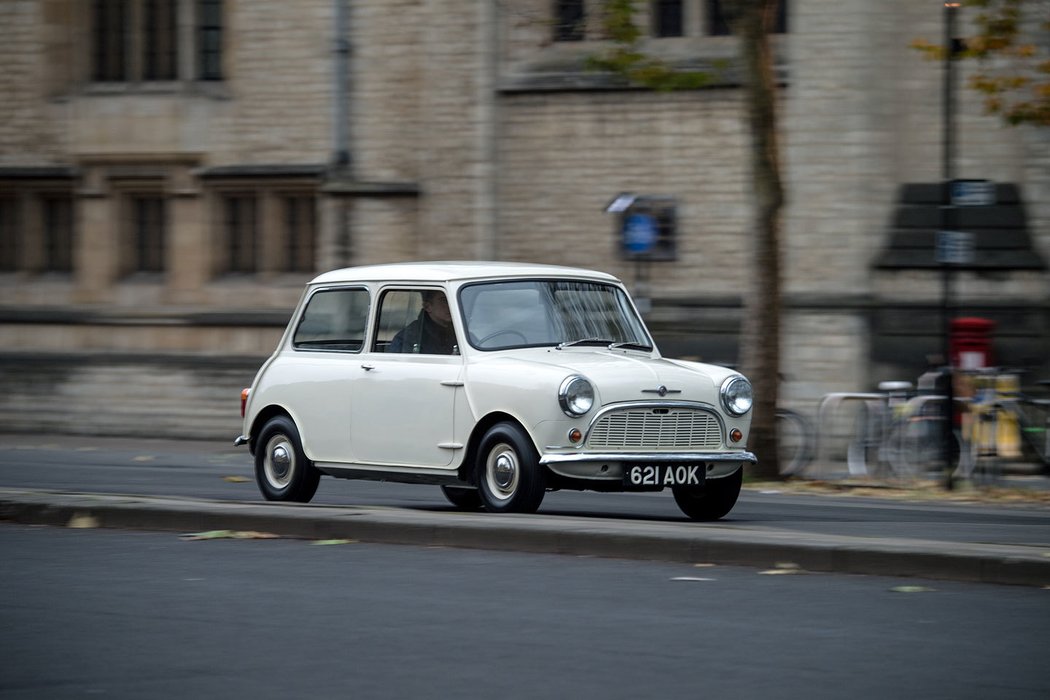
[373,289,458,355]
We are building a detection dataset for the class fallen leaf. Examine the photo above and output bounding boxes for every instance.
[890,585,936,593]
[311,539,357,546]
[759,562,803,575]
[180,530,279,541]
[67,513,99,529]
[132,455,155,462]
[223,476,250,483]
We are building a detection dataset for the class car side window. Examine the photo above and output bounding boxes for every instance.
[292,287,370,352]
[374,289,458,355]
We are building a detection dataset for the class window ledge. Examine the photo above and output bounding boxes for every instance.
[63,81,232,101]
[499,37,788,94]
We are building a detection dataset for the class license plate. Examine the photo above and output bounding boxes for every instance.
[623,464,705,491]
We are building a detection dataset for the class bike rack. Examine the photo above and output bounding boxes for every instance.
[815,393,885,476]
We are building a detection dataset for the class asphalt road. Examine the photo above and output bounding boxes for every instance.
[2,433,1049,549]
[2,523,1048,700]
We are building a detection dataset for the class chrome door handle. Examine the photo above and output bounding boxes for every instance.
[361,364,375,371]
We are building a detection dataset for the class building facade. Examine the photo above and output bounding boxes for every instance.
[1,0,1047,439]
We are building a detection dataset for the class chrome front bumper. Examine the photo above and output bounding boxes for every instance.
[540,450,756,481]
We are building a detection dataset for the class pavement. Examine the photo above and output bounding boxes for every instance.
[2,484,1050,588]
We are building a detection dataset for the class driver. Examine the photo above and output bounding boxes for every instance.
[388,290,457,355]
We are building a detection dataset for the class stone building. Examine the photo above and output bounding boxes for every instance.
[0,0,1047,439]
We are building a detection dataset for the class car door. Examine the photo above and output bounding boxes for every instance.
[280,285,371,464]
[349,288,464,468]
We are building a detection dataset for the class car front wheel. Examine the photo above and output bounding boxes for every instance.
[476,422,546,514]
[671,467,742,521]
[254,415,320,503]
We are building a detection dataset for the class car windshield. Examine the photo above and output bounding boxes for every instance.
[459,279,653,351]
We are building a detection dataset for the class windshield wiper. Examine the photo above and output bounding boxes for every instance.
[556,337,614,350]
[608,341,653,352]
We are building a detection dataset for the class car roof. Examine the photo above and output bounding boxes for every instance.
[309,261,622,286]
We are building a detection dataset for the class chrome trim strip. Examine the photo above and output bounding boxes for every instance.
[586,400,724,430]
[314,461,457,476]
[234,435,249,446]
[540,450,757,465]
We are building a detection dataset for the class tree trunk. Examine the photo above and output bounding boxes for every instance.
[726,0,784,479]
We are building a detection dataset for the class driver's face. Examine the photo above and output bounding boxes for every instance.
[424,293,452,326]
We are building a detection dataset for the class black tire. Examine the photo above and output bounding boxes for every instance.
[254,415,320,503]
[440,485,483,510]
[475,422,546,513]
[672,467,742,521]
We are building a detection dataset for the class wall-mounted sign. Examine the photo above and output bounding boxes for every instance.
[937,230,975,265]
[950,179,996,207]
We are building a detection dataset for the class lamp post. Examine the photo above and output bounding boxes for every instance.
[941,2,960,490]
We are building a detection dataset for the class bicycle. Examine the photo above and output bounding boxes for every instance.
[813,383,963,483]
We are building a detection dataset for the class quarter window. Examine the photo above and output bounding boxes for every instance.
[293,288,370,353]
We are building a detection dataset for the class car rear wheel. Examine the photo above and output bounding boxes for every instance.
[671,467,742,521]
[440,485,483,510]
[255,416,320,503]
[476,422,546,513]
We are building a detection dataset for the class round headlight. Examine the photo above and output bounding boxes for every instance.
[559,375,594,417]
[721,376,753,416]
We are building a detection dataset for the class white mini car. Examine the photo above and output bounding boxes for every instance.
[236,262,756,520]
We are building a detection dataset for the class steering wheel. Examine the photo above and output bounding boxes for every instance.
[478,329,527,346]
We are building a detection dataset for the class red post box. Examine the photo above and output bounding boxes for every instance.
[949,317,995,369]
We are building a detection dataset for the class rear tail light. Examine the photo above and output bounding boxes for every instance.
[240,388,251,417]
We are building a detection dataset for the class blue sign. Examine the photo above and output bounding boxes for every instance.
[936,230,975,265]
[950,180,996,207]
[623,213,658,254]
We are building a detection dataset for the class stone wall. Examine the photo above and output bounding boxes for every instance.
[0,353,259,440]
[0,0,1047,439]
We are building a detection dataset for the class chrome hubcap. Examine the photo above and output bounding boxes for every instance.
[486,443,519,501]
[264,435,295,489]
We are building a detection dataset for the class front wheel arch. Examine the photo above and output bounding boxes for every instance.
[474,421,547,513]
[458,411,540,484]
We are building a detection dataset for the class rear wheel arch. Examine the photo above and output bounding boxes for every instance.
[248,405,293,455]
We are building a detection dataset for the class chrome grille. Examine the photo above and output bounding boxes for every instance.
[586,407,723,450]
